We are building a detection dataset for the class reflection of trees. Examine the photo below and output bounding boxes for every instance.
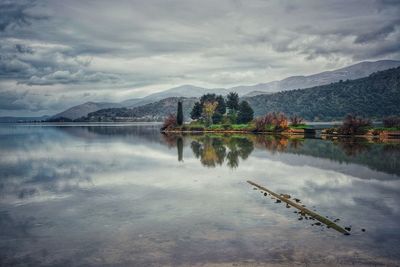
[253,135,306,153]
[334,138,371,157]
[177,137,183,162]
[254,135,289,153]
[226,138,254,168]
[190,136,253,168]
[190,137,226,167]
[162,133,400,176]
[161,133,178,148]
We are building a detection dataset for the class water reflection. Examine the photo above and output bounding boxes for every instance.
[1,124,400,266]
[163,133,400,176]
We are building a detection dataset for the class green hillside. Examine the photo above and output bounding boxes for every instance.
[245,67,400,121]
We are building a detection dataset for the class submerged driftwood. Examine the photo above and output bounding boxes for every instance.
[247,180,350,235]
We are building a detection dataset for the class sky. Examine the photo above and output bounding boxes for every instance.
[0,0,399,116]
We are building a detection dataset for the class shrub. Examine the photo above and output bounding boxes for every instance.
[254,116,269,131]
[339,114,371,135]
[161,114,177,130]
[208,124,223,130]
[231,124,250,130]
[383,116,400,128]
[254,112,288,131]
[222,124,231,130]
[290,115,304,126]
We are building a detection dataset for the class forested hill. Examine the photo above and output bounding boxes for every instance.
[245,67,400,121]
[79,97,197,121]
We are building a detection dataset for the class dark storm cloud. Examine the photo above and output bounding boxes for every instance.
[0,0,399,115]
[0,0,48,31]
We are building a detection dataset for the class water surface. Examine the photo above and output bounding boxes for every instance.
[1,123,399,266]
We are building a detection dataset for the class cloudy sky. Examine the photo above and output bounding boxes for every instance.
[0,0,399,116]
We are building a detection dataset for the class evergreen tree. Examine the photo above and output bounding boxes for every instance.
[177,101,183,125]
[237,101,254,124]
[216,95,226,115]
[200,93,217,105]
[226,92,239,111]
[212,112,223,124]
[190,102,202,120]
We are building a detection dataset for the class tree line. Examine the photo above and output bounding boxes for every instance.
[187,92,254,126]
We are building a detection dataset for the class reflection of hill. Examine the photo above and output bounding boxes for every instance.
[282,138,400,177]
[253,135,400,177]
[55,124,163,144]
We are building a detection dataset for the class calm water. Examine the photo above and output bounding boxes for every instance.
[1,123,400,266]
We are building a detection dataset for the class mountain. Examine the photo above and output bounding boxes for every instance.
[52,102,122,120]
[0,115,50,123]
[138,85,228,101]
[118,85,228,108]
[236,60,400,96]
[244,67,400,121]
[80,97,198,122]
[51,60,400,120]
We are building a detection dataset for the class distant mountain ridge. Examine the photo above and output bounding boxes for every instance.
[51,60,400,120]
[76,66,400,122]
[80,97,197,122]
[52,101,122,120]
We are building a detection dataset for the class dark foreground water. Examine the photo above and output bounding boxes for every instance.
[1,123,400,266]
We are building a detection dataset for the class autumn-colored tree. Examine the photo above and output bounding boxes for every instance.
[254,112,288,131]
[203,101,218,126]
[161,113,177,130]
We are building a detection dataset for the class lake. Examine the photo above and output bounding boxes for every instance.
[1,123,399,266]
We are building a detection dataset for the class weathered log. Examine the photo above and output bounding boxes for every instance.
[247,180,350,235]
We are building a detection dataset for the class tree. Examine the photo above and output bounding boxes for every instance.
[237,101,254,124]
[227,109,237,124]
[161,114,177,130]
[215,95,226,115]
[200,94,217,105]
[212,112,223,124]
[177,101,183,125]
[226,92,239,111]
[190,102,202,120]
[203,101,218,126]
[177,137,183,161]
